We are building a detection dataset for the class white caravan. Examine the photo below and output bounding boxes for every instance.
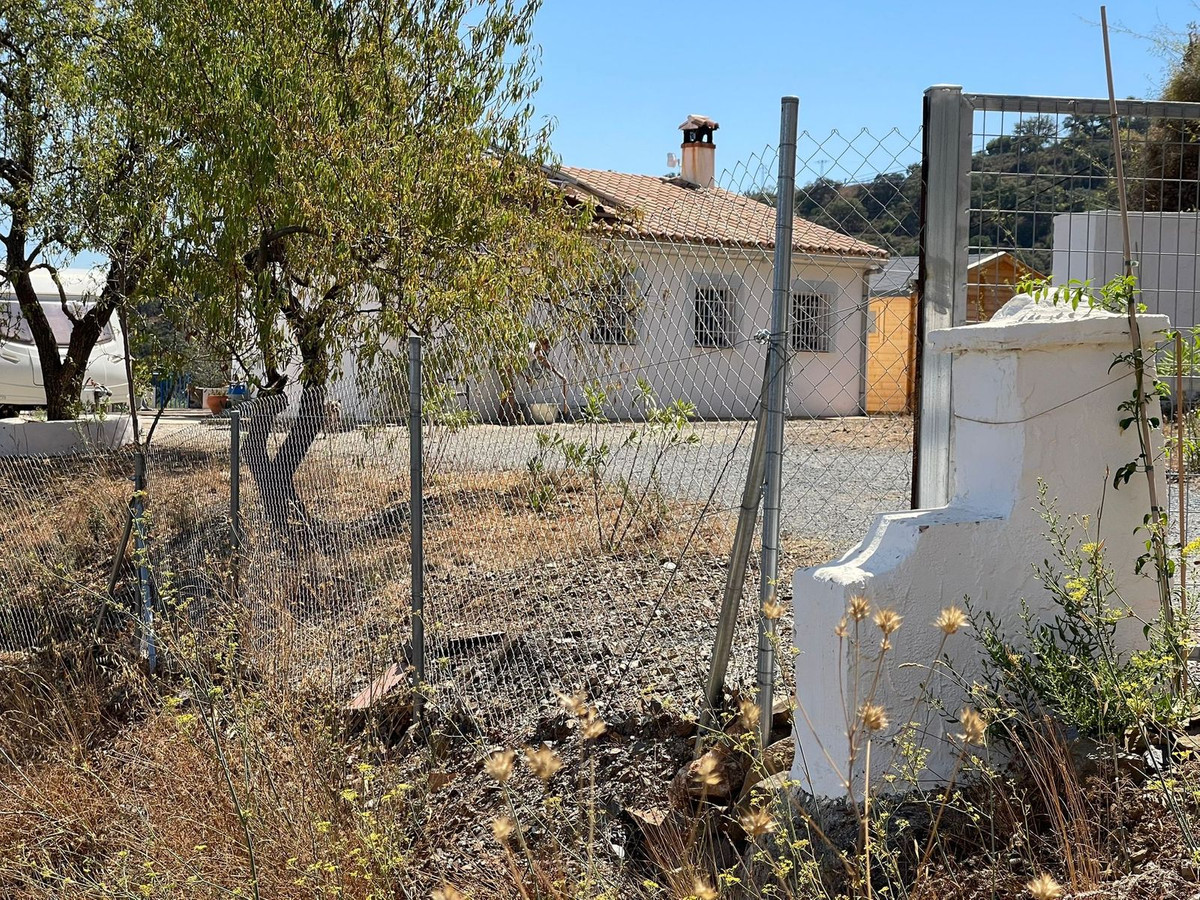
[0,268,131,414]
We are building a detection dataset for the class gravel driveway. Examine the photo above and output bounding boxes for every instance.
[425,417,914,553]
[153,413,914,555]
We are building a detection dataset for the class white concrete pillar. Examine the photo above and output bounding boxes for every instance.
[791,295,1170,799]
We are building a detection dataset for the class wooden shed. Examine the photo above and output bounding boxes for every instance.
[866,252,1043,414]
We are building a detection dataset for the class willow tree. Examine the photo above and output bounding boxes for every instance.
[0,1,168,419]
[146,0,605,528]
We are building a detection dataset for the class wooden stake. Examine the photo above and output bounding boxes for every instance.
[1102,5,1175,628]
[1179,332,1187,622]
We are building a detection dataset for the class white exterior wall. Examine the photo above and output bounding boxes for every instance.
[791,295,1169,799]
[469,242,873,422]
[1052,211,1200,329]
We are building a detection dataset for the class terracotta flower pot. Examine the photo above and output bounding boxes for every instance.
[205,392,228,415]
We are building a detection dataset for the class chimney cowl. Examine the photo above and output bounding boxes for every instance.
[678,114,718,187]
[679,114,719,145]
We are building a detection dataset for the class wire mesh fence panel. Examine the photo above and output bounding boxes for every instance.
[785,126,922,546]
[0,120,926,744]
[967,95,1200,328]
[406,127,926,736]
[955,92,1200,563]
[0,444,136,652]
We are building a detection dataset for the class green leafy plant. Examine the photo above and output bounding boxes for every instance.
[972,483,1194,740]
[525,430,564,514]
[606,377,700,551]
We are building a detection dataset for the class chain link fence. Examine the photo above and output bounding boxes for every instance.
[1,121,925,740]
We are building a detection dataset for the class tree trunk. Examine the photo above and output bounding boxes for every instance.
[242,383,328,531]
[241,314,330,533]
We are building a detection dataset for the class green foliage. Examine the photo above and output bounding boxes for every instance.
[972,483,1194,740]
[1015,272,1143,315]
[1135,32,1200,212]
[1158,326,1200,377]
[1168,408,1200,474]
[0,1,171,418]
[523,379,699,551]
[141,0,610,401]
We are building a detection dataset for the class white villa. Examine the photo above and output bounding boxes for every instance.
[467,116,887,422]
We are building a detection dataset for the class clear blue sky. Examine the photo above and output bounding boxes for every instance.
[532,1,1196,184]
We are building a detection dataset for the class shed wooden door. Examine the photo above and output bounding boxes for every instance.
[866,294,915,414]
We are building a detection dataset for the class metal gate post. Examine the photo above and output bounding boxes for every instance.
[408,335,426,721]
[756,95,798,748]
[230,408,242,552]
[913,85,971,509]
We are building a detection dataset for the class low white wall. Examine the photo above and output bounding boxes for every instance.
[0,415,134,457]
[791,295,1169,799]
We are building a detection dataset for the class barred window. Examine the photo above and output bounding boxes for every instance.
[693,285,734,348]
[589,274,638,345]
[791,291,830,352]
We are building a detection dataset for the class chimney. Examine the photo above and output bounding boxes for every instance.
[679,114,719,187]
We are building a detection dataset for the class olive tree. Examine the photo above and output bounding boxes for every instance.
[148,0,608,528]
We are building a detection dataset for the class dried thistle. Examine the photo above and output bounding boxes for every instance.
[483,749,515,784]
[738,697,760,730]
[1025,873,1063,900]
[762,597,785,620]
[740,806,777,838]
[873,608,902,635]
[859,702,889,732]
[581,709,607,740]
[557,689,588,718]
[834,616,849,638]
[848,594,871,621]
[524,744,563,781]
[691,876,718,900]
[934,605,969,635]
[491,816,516,843]
[958,707,987,746]
[692,751,724,788]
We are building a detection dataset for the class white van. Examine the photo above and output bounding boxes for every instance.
[0,268,132,415]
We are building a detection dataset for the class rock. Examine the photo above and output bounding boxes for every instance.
[671,745,748,805]
[736,739,794,804]
[772,697,793,733]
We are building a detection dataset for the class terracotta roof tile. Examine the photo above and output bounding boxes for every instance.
[555,166,885,259]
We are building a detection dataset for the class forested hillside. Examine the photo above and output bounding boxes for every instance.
[792,113,1162,263]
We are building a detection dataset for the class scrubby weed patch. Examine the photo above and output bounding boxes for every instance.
[971,482,1195,739]
[7,550,1200,900]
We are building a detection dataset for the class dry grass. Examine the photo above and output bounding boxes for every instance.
[5,636,1200,900]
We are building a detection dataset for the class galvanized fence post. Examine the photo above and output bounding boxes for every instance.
[756,95,798,748]
[408,335,425,720]
[913,85,971,509]
[697,368,769,752]
[230,408,242,552]
[133,451,154,673]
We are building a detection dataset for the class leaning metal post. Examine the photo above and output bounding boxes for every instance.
[757,95,798,749]
[697,365,770,753]
[408,335,426,721]
[133,451,154,673]
[230,408,242,552]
